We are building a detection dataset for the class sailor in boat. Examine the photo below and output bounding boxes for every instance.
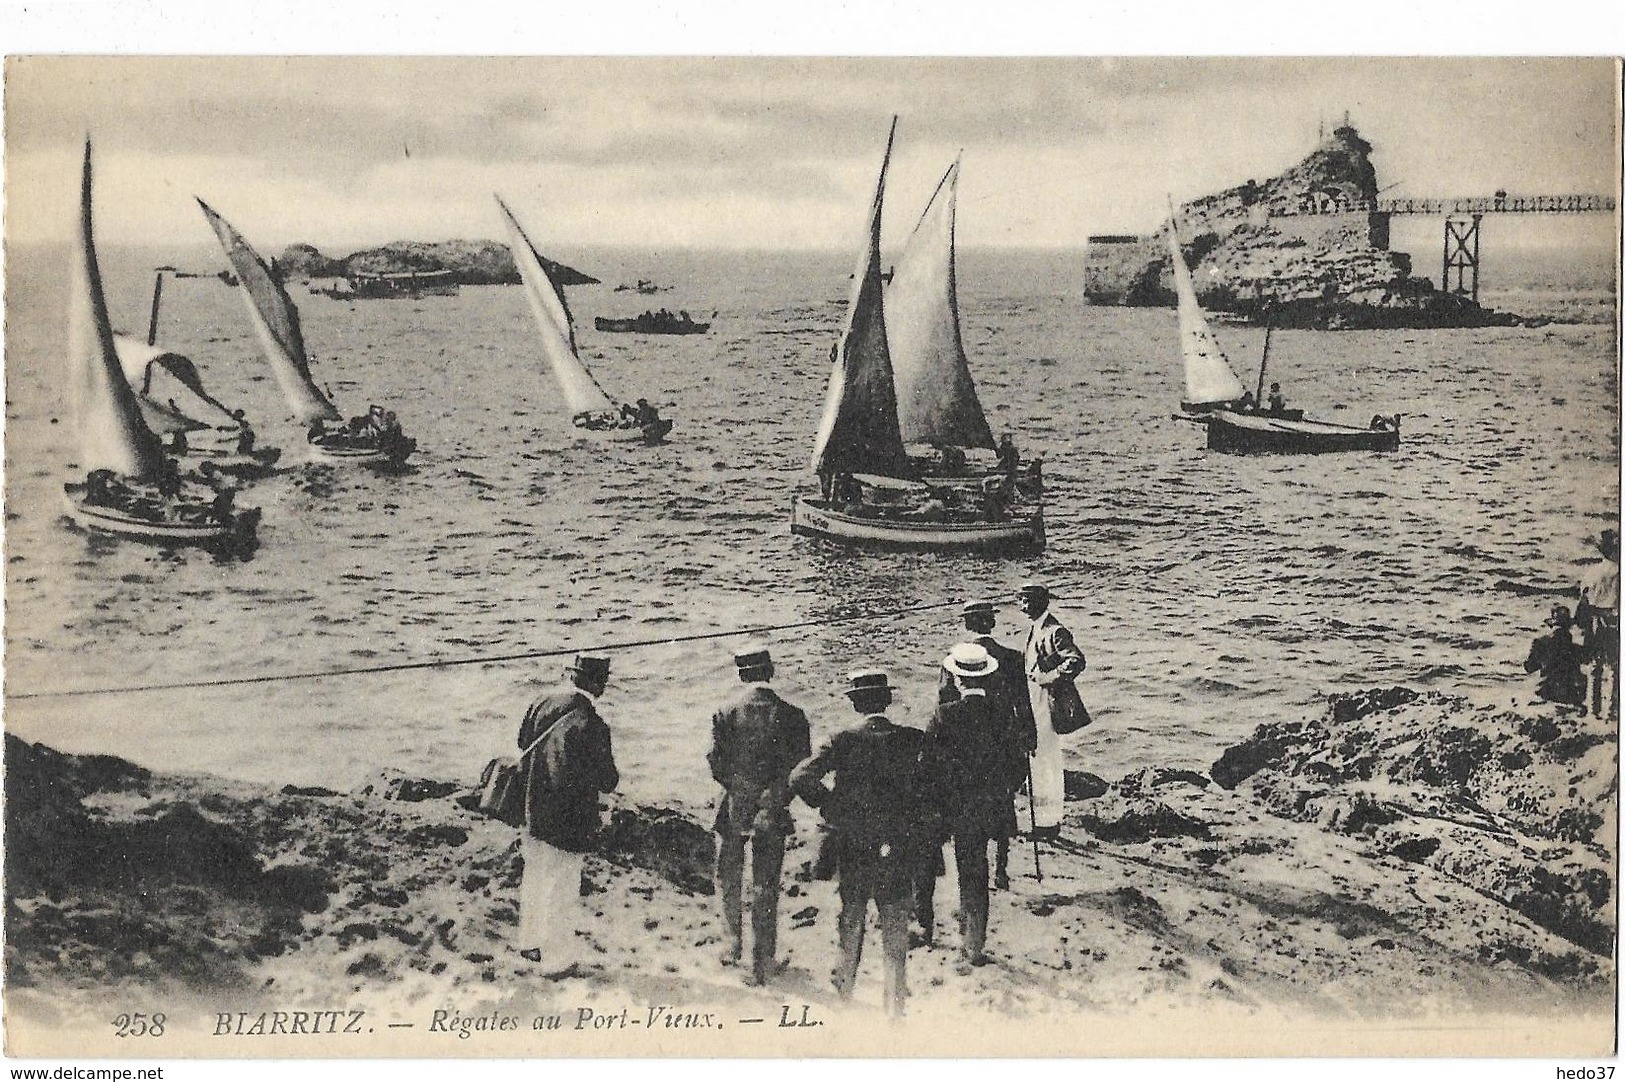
[1018,582,1087,839]
[231,410,256,453]
[1267,382,1287,415]
[1236,390,1257,413]
[996,434,1019,480]
[619,398,662,428]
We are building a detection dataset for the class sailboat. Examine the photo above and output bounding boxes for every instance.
[494,195,673,443]
[112,271,282,476]
[197,199,417,466]
[61,141,259,553]
[790,123,1043,553]
[1166,215,1400,454]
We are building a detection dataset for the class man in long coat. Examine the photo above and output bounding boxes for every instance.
[931,643,1026,968]
[517,654,620,975]
[791,670,941,1019]
[707,646,812,985]
[938,599,1037,887]
[1018,583,1087,835]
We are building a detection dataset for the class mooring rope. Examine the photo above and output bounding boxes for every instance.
[8,576,1098,702]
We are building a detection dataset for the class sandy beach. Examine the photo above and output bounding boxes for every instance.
[5,681,1613,1058]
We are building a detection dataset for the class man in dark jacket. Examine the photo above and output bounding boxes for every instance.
[516,654,620,975]
[1524,606,1587,707]
[791,670,940,1019]
[938,599,1037,887]
[1019,582,1088,836]
[707,646,812,985]
[931,643,1026,969]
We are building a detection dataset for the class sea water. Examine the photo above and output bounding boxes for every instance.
[3,242,1617,809]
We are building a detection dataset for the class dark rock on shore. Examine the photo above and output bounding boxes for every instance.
[1083,125,1526,329]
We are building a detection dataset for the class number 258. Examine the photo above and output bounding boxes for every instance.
[112,1012,166,1037]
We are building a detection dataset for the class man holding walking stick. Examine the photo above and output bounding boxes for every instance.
[1018,583,1090,840]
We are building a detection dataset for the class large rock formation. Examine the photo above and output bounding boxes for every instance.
[1084,126,1520,329]
[276,240,598,287]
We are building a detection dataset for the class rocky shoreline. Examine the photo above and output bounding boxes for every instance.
[276,240,598,288]
[4,686,1614,1055]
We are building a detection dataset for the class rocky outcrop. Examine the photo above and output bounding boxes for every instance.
[1211,689,1616,955]
[1084,125,1522,329]
[276,240,598,287]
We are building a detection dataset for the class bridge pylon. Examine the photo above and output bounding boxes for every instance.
[1443,214,1482,302]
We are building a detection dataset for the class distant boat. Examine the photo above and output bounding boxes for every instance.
[790,121,1043,554]
[614,279,669,295]
[593,310,712,335]
[344,268,460,299]
[197,199,417,466]
[62,140,259,554]
[495,195,674,444]
[1166,215,1400,454]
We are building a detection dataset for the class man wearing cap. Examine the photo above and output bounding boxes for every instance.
[938,599,1037,889]
[516,654,620,975]
[707,646,812,986]
[1524,606,1587,707]
[931,643,1025,970]
[791,670,941,1018]
[1018,583,1087,837]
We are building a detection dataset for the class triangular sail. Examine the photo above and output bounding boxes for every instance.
[494,195,617,417]
[114,334,235,433]
[809,118,911,480]
[70,140,165,480]
[1166,221,1247,409]
[886,160,996,450]
[196,198,341,424]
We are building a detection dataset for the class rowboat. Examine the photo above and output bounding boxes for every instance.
[197,200,416,467]
[495,195,674,444]
[63,141,258,556]
[791,121,1042,554]
[593,312,710,335]
[1206,410,1401,454]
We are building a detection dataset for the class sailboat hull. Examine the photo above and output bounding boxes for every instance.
[1206,411,1401,454]
[62,484,246,545]
[790,495,1043,554]
[309,438,417,466]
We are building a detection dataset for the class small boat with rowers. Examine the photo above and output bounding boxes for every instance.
[790,120,1043,554]
[62,141,259,556]
[593,308,712,335]
[197,199,417,467]
[1165,209,1400,454]
[495,195,674,444]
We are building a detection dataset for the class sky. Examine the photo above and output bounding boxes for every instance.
[3,53,1621,254]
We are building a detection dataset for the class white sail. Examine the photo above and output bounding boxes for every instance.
[69,141,165,480]
[114,334,234,433]
[494,196,617,418]
[887,159,996,450]
[197,199,341,424]
[809,118,911,480]
[1166,222,1247,409]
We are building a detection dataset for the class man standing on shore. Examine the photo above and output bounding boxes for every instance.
[1577,528,1620,721]
[791,670,940,1019]
[707,646,812,986]
[1018,583,1088,837]
[931,643,1022,970]
[517,654,620,977]
[937,600,1035,887]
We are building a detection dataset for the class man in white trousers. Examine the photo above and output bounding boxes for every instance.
[1018,583,1087,836]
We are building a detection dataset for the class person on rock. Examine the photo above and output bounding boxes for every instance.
[1524,606,1587,708]
[1018,583,1088,838]
[1576,529,1620,720]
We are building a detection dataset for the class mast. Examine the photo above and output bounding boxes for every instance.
[70,139,165,481]
[887,157,997,450]
[146,270,165,346]
[809,117,911,481]
[1255,324,1272,405]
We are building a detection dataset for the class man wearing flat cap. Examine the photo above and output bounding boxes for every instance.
[931,643,1027,969]
[791,669,942,1018]
[1017,582,1088,836]
[939,599,1037,888]
[515,654,620,976]
[707,646,812,985]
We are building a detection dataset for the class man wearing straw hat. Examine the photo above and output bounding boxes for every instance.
[931,642,1025,970]
[1017,582,1088,837]
[516,654,620,976]
[707,645,812,986]
[938,599,1037,888]
[792,669,941,1019]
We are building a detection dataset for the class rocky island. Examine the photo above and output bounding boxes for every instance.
[4,684,1613,1057]
[277,239,598,288]
[1084,125,1525,329]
